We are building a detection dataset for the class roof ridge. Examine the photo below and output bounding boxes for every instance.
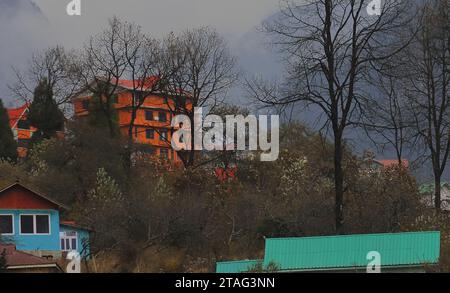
[266,231,440,241]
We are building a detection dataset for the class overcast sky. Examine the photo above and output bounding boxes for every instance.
[0,0,283,107]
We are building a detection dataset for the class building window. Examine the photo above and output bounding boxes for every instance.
[160,148,169,160]
[81,100,90,110]
[20,214,50,235]
[0,215,14,235]
[158,112,167,122]
[145,110,154,121]
[159,130,168,141]
[146,129,155,139]
[17,119,30,130]
[60,231,77,252]
[135,127,139,138]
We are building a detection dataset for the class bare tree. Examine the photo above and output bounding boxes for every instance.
[9,46,80,112]
[117,20,171,166]
[363,72,416,165]
[406,0,450,212]
[72,17,129,137]
[246,0,416,233]
[159,27,239,168]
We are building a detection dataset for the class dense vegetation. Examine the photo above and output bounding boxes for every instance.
[0,120,428,272]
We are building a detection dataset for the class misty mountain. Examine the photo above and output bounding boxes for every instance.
[0,0,43,16]
[0,0,49,106]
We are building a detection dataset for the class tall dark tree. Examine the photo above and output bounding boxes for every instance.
[406,0,450,212]
[246,0,416,233]
[28,78,65,141]
[0,99,17,162]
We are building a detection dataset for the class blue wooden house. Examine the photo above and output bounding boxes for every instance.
[0,183,91,259]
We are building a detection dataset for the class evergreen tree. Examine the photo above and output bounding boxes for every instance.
[0,99,17,162]
[28,78,65,141]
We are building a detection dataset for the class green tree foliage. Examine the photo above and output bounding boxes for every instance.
[87,85,119,136]
[4,121,425,272]
[25,120,126,204]
[72,168,126,250]
[28,78,65,141]
[0,99,17,162]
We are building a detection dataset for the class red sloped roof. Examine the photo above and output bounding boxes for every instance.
[113,77,159,90]
[60,220,94,232]
[376,159,409,168]
[0,244,61,269]
[111,77,191,97]
[6,103,29,128]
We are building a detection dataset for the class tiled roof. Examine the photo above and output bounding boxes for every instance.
[60,220,94,232]
[375,159,409,168]
[113,77,160,90]
[6,103,29,128]
[0,244,61,269]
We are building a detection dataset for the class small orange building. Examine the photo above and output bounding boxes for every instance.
[71,78,192,163]
[7,103,37,157]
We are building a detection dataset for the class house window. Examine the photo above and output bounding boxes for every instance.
[81,100,90,110]
[158,112,167,122]
[0,215,14,235]
[17,119,30,130]
[159,130,168,141]
[36,215,50,234]
[145,110,154,121]
[160,148,169,160]
[20,214,50,235]
[60,231,77,252]
[146,129,154,139]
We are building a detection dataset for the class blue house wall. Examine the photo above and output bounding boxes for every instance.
[0,209,60,251]
[60,225,91,258]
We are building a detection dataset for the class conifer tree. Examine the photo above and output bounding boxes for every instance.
[0,99,17,162]
[28,78,65,141]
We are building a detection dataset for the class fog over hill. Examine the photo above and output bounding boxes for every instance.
[0,0,50,107]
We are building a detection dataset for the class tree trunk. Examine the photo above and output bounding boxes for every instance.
[334,133,344,234]
[434,173,442,211]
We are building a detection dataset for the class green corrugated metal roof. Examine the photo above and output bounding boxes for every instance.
[264,231,440,271]
[419,182,450,194]
[216,260,262,273]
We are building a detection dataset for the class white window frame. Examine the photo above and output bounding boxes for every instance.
[60,231,78,252]
[0,214,14,235]
[19,214,51,235]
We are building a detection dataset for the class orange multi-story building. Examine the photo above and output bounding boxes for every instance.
[7,103,37,157]
[71,78,192,163]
